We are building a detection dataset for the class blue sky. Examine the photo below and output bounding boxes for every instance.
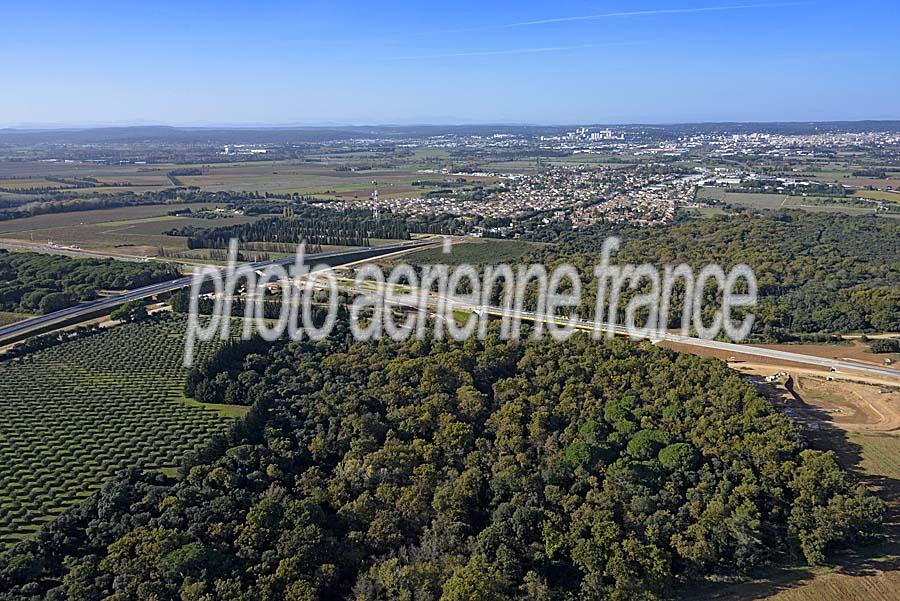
[2,0,898,125]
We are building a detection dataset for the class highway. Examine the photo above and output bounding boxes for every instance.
[371,288,900,382]
[0,240,435,345]
[500,308,900,381]
[0,241,150,262]
[3,243,898,383]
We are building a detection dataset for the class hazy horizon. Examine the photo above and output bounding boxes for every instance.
[4,117,900,131]
[3,0,898,126]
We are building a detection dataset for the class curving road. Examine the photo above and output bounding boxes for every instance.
[372,289,900,382]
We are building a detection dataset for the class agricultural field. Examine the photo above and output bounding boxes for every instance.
[0,157,492,202]
[386,238,538,267]
[0,202,260,258]
[681,206,728,218]
[0,317,245,549]
[791,160,900,191]
[0,202,429,263]
[780,198,885,215]
[697,187,789,209]
[854,189,900,204]
[172,163,431,199]
[0,179,72,191]
[697,187,887,215]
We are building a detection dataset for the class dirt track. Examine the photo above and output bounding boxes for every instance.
[791,375,900,433]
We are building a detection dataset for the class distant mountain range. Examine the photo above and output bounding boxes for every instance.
[1,121,899,145]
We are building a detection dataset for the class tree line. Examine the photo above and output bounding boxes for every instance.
[0,250,179,314]
[0,190,250,222]
[523,210,900,340]
[173,208,415,249]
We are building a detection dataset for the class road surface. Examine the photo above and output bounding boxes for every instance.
[370,287,900,382]
[0,240,436,345]
[500,308,900,381]
[4,246,898,383]
[0,241,149,262]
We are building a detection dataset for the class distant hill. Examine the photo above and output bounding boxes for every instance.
[1,120,899,145]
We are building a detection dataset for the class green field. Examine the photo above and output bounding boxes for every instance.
[392,239,537,266]
[681,206,727,218]
[854,189,900,204]
[0,203,262,258]
[0,317,245,548]
[0,155,500,259]
[0,158,478,201]
[698,187,788,208]
[850,432,900,481]
[697,187,888,215]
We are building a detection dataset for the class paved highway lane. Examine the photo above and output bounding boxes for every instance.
[511,309,900,381]
[0,240,435,345]
[372,289,900,383]
[5,243,897,383]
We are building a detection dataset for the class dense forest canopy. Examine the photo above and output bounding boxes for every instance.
[0,205,895,599]
[523,211,900,340]
[0,250,178,314]
[0,321,881,600]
